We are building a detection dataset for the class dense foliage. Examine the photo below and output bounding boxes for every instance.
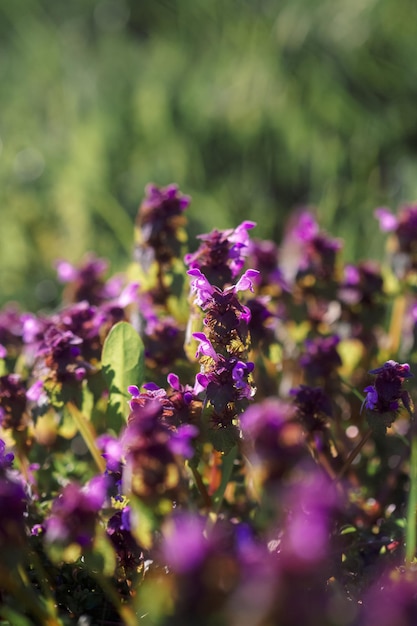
[1,184,417,625]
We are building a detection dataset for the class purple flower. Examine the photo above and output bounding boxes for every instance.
[0,476,27,549]
[45,476,107,548]
[363,360,413,416]
[338,261,383,306]
[185,221,256,288]
[290,385,333,433]
[0,374,28,430]
[281,469,340,566]
[188,268,259,310]
[161,513,208,573]
[168,424,199,458]
[96,434,123,473]
[193,333,218,361]
[292,211,320,242]
[122,399,189,502]
[247,238,289,291]
[358,574,417,626]
[300,335,342,381]
[55,253,111,305]
[135,183,190,270]
[374,207,398,232]
[107,506,143,570]
[166,373,203,426]
[240,398,305,481]
[0,439,14,472]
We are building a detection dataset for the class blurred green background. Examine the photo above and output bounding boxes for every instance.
[1,0,417,309]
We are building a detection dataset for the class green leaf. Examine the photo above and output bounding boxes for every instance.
[0,609,32,626]
[85,530,116,578]
[101,321,145,424]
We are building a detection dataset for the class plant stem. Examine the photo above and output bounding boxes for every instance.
[190,464,212,509]
[206,445,238,534]
[339,375,365,403]
[406,425,417,565]
[336,428,372,480]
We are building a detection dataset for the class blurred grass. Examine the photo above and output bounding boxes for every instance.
[1,0,417,308]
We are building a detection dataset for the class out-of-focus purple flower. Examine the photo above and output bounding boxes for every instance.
[107,506,143,570]
[280,209,342,285]
[122,399,191,502]
[300,335,342,381]
[33,323,91,386]
[240,398,306,483]
[135,183,190,271]
[338,261,384,306]
[292,211,320,242]
[161,512,208,574]
[45,475,107,548]
[21,312,47,347]
[358,574,417,626]
[0,476,27,549]
[26,380,47,405]
[0,306,25,356]
[0,439,14,472]
[0,374,28,430]
[96,434,123,473]
[376,205,417,275]
[281,469,340,566]
[96,434,124,500]
[374,207,398,232]
[55,253,111,305]
[168,424,199,458]
[290,385,333,433]
[363,360,413,416]
[0,344,6,359]
[247,238,289,291]
[185,221,256,288]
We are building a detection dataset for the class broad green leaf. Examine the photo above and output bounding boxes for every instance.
[101,321,145,424]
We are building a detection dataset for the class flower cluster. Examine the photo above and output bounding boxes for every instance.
[2,186,417,625]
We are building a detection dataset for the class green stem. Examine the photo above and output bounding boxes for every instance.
[406,428,417,565]
[206,445,238,533]
[336,428,372,481]
[190,463,212,509]
[339,375,365,403]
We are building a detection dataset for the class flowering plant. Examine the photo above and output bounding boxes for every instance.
[1,186,417,625]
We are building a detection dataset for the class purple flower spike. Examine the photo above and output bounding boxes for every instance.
[363,360,413,433]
